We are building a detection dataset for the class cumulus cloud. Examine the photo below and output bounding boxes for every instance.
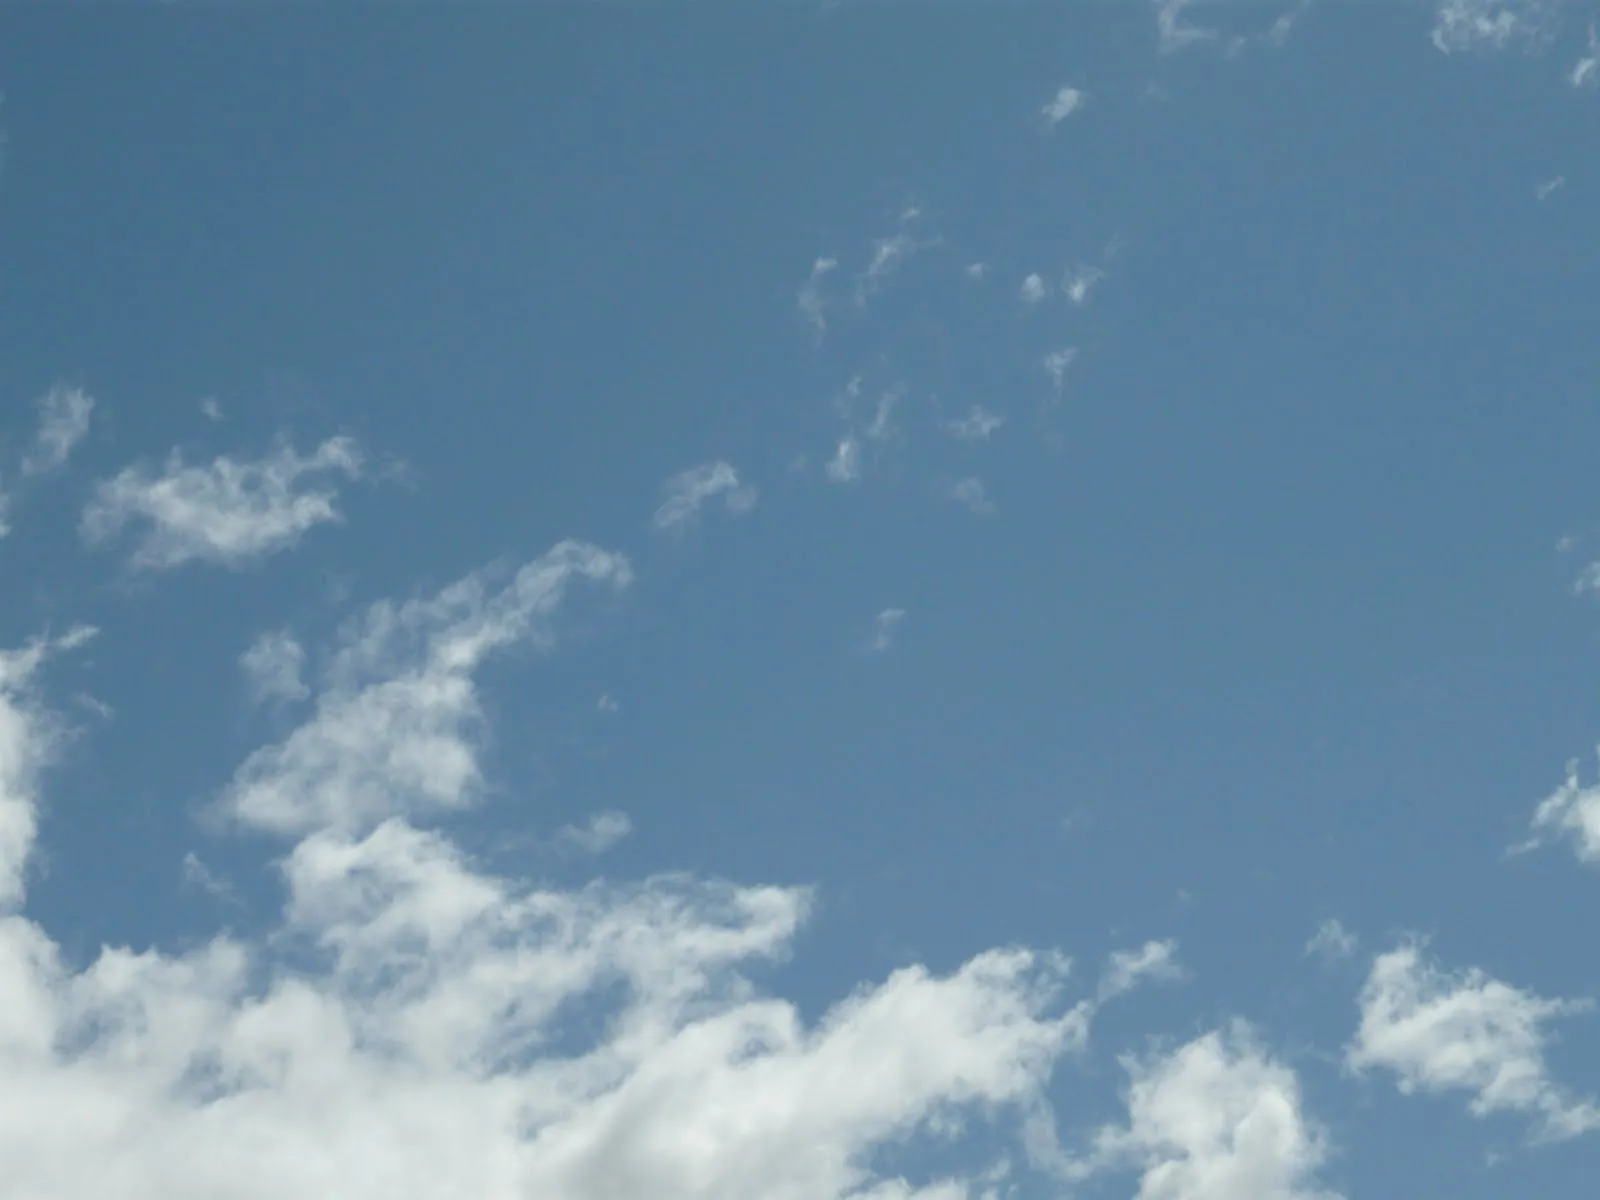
[1305,919,1359,963]
[950,477,996,516]
[1060,1021,1337,1199]
[942,406,1004,442]
[1347,943,1600,1141]
[21,384,94,477]
[1042,85,1086,128]
[241,630,310,706]
[868,607,905,653]
[652,461,757,534]
[1019,273,1050,306]
[81,436,364,571]
[1518,754,1600,863]
[0,546,1102,1199]
[1430,0,1555,54]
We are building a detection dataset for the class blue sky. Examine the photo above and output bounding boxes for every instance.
[3,2,1600,1196]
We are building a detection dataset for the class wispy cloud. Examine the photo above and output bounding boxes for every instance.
[1535,175,1566,200]
[241,630,310,706]
[1097,939,1183,1002]
[1062,265,1106,307]
[1430,0,1555,55]
[855,205,937,306]
[555,810,633,854]
[1348,943,1600,1141]
[1020,273,1050,306]
[1516,753,1600,863]
[964,261,991,281]
[81,435,364,571]
[950,476,996,515]
[1305,918,1359,962]
[942,405,1005,441]
[1573,23,1598,87]
[797,256,838,340]
[825,435,862,484]
[181,850,240,905]
[1042,85,1086,128]
[218,541,632,836]
[1043,347,1079,395]
[652,461,757,534]
[1156,0,1221,54]
[867,607,905,652]
[21,384,94,477]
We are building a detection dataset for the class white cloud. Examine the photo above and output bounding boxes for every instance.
[1019,273,1050,306]
[597,692,619,714]
[21,384,94,477]
[942,406,1004,441]
[0,549,1098,1199]
[241,630,310,706]
[1063,1021,1337,1199]
[1043,347,1078,395]
[1572,24,1598,86]
[556,811,633,854]
[652,461,757,534]
[950,477,996,516]
[826,435,862,484]
[200,398,224,422]
[81,436,364,571]
[856,206,937,306]
[1535,175,1566,200]
[1042,86,1086,128]
[1347,943,1600,1141]
[1518,753,1600,862]
[181,851,239,905]
[1062,265,1106,307]
[1305,919,1359,963]
[964,261,990,281]
[1156,0,1221,54]
[1097,940,1183,1002]
[0,626,96,906]
[217,541,633,836]
[868,607,905,653]
[1430,0,1555,54]
[798,256,838,339]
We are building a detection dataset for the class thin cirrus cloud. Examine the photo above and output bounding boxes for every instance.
[651,460,757,534]
[1430,0,1554,55]
[1573,24,1598,87]
[950,476,996,515]
[867,607,905,653]
[240,629,310,706]
[21,384,94,477]
[80,435,364,571]
[0,541,1154,1200]
[1305,918,1360,963]
[796,255,838,339]
[1347,943,1600,1142]
[942,405,1004,441]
